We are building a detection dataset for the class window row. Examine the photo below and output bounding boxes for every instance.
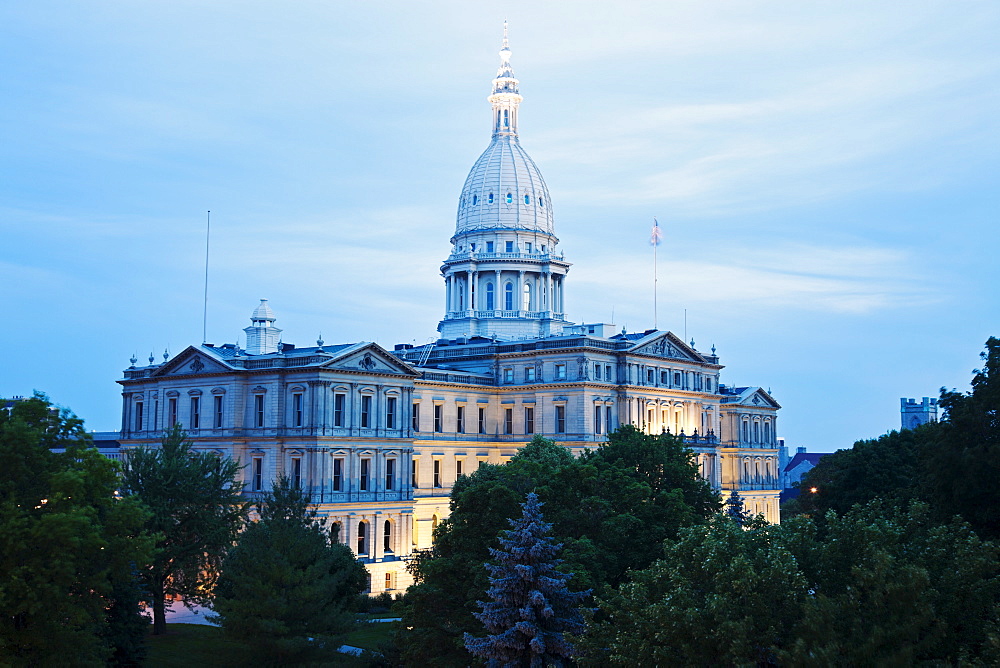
[414,402,571,435]
[636,367,715,392]
[501,363,568,384]
[461,192,545,208]
[456,240,547,255]
[247,455,402,494]
[740,419,775,445]
[330,519,397,557]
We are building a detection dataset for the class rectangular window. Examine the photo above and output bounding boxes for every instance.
[168,398,178,426]
[457,406,465,433]
[456,459,463,477]
[504,408,513,435]
[134,402,144,431]
[333,458,343,492]
[213,395,223,428]
[525,367,536,382]
[486,241,494,253]
[386,458,395,490]
[412,403,420,431]
[555,405,566,433]
[555,364,567,380]
[360,458,370,491]
[412,458,418,488]
[434,404,443,432]
[361,395,372,428]
[647,369,655,384]
[190,396,200,429]
[292,393,303,427]
[674,372,681,387]
[661,370,669,385]
[606,365,613,382]
[606,405,613,433]
[595,405,603,434]
[433,460,441,488]
[386,397,397,429]
[252,457,263,491]
[334,393,345,427]
[505,240,514,252]
[478,407,486,434]
[525,407,534,434]
[153,400,159,430]
[503,368,514,383]
[525,242,532,253]
[254,394,264,427]
[594,364,602,381]
[292,457,301,488]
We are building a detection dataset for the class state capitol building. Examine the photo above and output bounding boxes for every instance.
[116,28,782,592]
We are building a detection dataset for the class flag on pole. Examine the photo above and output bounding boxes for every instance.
[650,217,663,246]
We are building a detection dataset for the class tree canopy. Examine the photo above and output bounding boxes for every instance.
[0,394,153,665]
[119,425,248,634]
[398,428,719,665]
[212,476,367,665]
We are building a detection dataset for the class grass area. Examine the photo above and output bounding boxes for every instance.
[145,623,378,667]
[343,620,399,651]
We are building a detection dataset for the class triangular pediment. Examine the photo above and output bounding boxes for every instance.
[154,346,233,377]
[628,331,704,362]
[321,342,419,377]
[728,387,781,409]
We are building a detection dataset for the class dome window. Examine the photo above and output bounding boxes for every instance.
[524,194,530,205]
[460,196,465,207]
[539,196,545,208]
[488,192,494,204]
[506,192,513,204]
[472,194,478,205]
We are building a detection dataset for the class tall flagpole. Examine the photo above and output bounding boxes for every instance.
[202,210,211,344]
[650,218,663,330]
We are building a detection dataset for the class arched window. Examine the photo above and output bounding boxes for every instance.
[357,521,367,554]
[506,192,513,204]
[522,283,531,310]
[504,282,514,310]
[503,109,509,127]
[524,194,530,205]
[539,196,544,208]
[753,421,760,443]
[485,282,495,310]
[383,519,392,552]
[488,192,494,204]
[472,194,478,205]
[460,196,465,207]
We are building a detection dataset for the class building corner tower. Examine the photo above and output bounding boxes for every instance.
[438,23,571,341]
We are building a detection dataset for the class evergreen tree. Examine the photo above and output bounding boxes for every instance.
[211,476,368,665]
[724,489,750,526]
[464,492,589,667]
[119,425,248,634]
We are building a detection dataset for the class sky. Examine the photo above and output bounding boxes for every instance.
[1,1,997,451]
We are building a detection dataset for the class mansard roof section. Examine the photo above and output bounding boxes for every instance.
[625,330,715,365]
[317,342,421,377]
[720,386,781,409]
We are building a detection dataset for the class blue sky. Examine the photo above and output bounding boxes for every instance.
[2,1,997,451]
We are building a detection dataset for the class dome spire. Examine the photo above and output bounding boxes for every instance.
[489,21,522,139]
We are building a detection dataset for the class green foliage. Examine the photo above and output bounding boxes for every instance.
[119,425,248,634]
[581,515,805,666]
[586,502,1000,666]
[0,394,154,666]
[211,476,368,665]
[398,429,719,666]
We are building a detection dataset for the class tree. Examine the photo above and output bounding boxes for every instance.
[212,476,368,664]
[464,492,589,667]
[581,514,806,666]
[398,430,718,665]
[119,425,248,634]
[0,394,153,665]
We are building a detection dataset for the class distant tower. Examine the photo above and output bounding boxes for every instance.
[244,299,282,355]
[900,397,938,430]
[438,22,571,341]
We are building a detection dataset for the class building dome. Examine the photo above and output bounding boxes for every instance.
[251,299,276,323]
[455,138,554,237]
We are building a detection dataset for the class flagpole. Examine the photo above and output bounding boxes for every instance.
[653,235,658,330]
[650,217,662,330]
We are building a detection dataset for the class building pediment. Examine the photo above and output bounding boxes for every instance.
[321,342,420,377]
[628,331,704,362]
[724,387,781,409]
[153,346,233,377]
